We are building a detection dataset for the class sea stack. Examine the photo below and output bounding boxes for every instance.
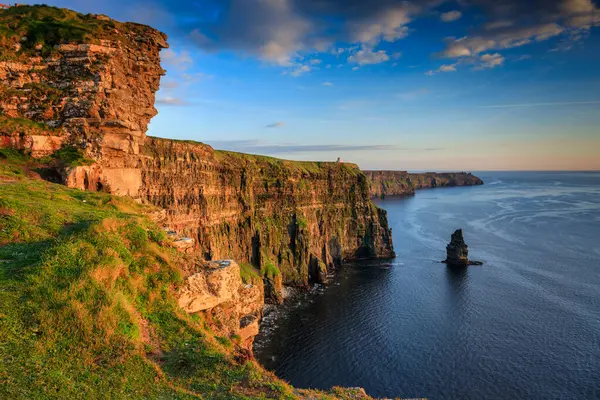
[443,229,483,266]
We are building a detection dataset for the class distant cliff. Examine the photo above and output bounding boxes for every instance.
[364,170,484,198]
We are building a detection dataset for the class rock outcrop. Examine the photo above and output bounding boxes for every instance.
[442,229,483,266]
[177,260,264,349]
[364,170,483,198]
[0,6,167,158]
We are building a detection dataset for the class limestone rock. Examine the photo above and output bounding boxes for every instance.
[176,260,265,350]
[177,260,241,314]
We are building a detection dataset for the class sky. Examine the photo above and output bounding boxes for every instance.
[26,0,600,170]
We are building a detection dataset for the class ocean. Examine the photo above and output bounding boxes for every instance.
[254,171,600,400]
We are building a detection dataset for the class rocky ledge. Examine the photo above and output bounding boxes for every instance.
[364,170,484,198]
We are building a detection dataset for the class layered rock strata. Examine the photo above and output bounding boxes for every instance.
[365,170,483,198]
[0,6,395,348]
[0,6,167,158]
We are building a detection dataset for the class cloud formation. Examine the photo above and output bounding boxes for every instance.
[440,0,600,60]
[265,122,286,128]
[477,53,505,69]
[173,0,446,68]
[441,11,462,22]
[348,47,390,65]
[426,64,457,75]
[117,0,600,74]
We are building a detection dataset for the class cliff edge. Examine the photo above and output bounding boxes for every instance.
[364,170,484,198]
[0,6,394,289]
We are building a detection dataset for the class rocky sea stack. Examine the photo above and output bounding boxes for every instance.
[443,229,483,266]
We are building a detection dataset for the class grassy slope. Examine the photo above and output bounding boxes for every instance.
[0,5,157,59]
[0,149,375,400]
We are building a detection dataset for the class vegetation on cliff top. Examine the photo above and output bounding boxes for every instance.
[146,136,362,177]
[0,5,163,59]
[0,150,377,399]
[0,115,60,137]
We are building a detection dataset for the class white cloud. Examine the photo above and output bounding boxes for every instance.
[441,11,462,22]
[441,23,565,58]
[348,5,414,45]
[439,0,600,63]
[190,0,314,66]
[309,59,322,65]
[161,48,193,71]
[439,64,457,72]
[348,47,390,65]
[323,82,334,86]
[478,53,505,69]
[426,64,457,75]
[290,65,311,77]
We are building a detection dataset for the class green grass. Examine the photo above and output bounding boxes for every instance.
[0,115,58,137]
[41,145,96,168]
[260,260,281,280]
[0,153,373,399]
[0,155,296,399]
[0,5,158,60]
[240,263,261,285]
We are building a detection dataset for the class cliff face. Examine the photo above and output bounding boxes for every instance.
[137,138,395,287]
[0,6,394,290]
[0,6,167,158]
[365,170,483,198]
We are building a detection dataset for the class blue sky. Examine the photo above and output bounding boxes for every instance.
[29,0,600,170]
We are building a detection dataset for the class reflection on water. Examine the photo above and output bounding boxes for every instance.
[255,172,600,400]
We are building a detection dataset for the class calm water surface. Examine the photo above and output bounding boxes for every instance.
[254,172,600,400]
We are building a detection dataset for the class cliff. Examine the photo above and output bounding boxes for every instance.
[0,5,167,158]
[364,170,483,198]
[0,3,394,366]
[0,150,381,399]
[0,6,394,292]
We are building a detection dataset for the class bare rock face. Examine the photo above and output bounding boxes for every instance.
[445,229,469,266]
[443,229,483,266]
[177,260,264,350]
[0,6,167,159]
[136,138,395,288]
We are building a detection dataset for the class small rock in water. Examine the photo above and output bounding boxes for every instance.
[442,229,483,266]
